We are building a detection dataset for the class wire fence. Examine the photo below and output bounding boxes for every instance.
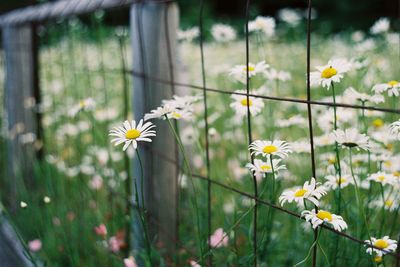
[0,0,400,266]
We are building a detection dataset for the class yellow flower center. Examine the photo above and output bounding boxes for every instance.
[384,200,393,207]
[79,100,86,108]
[374,239,389,249]
[394,171,400,177]
[263,145,278,154]
[328,157,336,164]
[240,98,253,106]
[125,129,141,139]
[243,66,255,72]
[321,67,337,79]
[260,165,271,171]
[316,210,333,221]
[378,175,385,182]
[387,143,393,151]
[374,256,383,263]
[171,112,182,119]
[372,119,384,128]
[294,189,307,197]
[337,177,346,184]
[387,80,399,87]
[384,161,392,167]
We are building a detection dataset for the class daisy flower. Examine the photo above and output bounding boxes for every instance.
[365,236,397,256]
[324,174,354,190]
[317,108,355,132]
[302,209,348,231]
[369,196,399,212]
[310,58,352,89]
[68,97,96,117]
[314,134,335,147]
[370,18,390,35]
[211,24,236,43]
[230,90,264,117]
[367,172,396,186]
[389,119,400,140]
[276,115,306,128]
[330,128,371,151]
[265,68,291,82]
[163,95,201,107]
[109,119,156,151]
[279,177,327,207]
[145,105,192,121]
[246,158,286,179]
[144,95,198,121]
[229,61,269,82]
[345,87,384,104]
[372,80,400,97]
[277,8,302,26]
[248,16,275,37]
[290,141,311,153]
[249,140,292,159]
[177,27,199,42]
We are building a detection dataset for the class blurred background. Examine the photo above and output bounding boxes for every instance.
[1,0,399,33]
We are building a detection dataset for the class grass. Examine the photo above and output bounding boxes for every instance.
[0,17,399,267]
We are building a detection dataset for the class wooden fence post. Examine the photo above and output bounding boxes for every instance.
[130,0,179,261]
[2,23,41,206]
[1,23,41,267]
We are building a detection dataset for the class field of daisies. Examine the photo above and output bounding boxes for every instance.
[0,7,400,267]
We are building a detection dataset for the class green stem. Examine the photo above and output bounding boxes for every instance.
[349,149,376,266]
[331,82,343,267]
[378,185,386,236]
[196,205,255,262]
[263,156,277,257]
[135,150,153,265]
[165,116,205,262]
[294,228,322,267]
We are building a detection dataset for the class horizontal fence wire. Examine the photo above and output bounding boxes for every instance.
[143,144,400,258]
[1,0,400,264]
[0,0,175,27]
[126,69,400,114]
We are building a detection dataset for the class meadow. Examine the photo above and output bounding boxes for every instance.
[0,11,399,267]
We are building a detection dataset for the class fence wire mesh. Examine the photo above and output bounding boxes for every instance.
[0,0,400,266]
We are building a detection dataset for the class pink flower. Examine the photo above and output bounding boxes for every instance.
[28,239,42,252]
[108,230,127,252]
[209,228,228,248]
[89,175,103,190]
[94,224,107,237]
[109,237,120,252]
[124,256,138,267]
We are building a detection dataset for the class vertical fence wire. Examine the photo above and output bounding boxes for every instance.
[116,26,133,257]
[162,3,180,258]
[198,0,213,265]
[244,0,258,265]
[396,2,400,267]
[3,0,400,265]
[304,0,319,266]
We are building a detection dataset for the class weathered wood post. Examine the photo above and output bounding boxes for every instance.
[2,23,41,206]
[131,0,179,261]
[1,22,41,267]
[0,212,36,267]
